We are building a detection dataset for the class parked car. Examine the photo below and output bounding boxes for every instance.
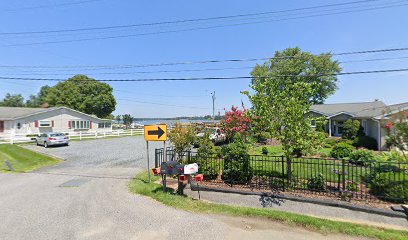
[194,127,226,147]
[36,132,69,148]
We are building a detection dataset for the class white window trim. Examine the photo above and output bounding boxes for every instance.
[39,120,52,127]
[71,120,90,130]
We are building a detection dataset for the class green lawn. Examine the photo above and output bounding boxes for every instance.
[129,172,408,240]
[249,145,285,155]
[0,144,60,172]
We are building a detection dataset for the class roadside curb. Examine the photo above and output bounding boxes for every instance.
[190,184,408,219]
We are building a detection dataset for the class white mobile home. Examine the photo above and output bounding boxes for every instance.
[0,106,112,136]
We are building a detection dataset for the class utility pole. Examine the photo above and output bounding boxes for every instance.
[211,91,216,120]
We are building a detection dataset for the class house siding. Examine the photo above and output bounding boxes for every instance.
[1,108,111,136]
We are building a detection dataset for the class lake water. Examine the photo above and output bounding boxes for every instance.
[134,119,220,126]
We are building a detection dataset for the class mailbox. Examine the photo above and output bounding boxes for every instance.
[184,163,198,175]
[195,174,204,182]
[160,161,184,175]
[152,168,160,176]
[179,175,186,181]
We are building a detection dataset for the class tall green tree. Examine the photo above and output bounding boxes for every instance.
[0,93,25,107]
[45,75,116,118]
[243,47,340,181]
[115,115,122,123]
[250,47,341,104]
[122,114,133,128]
[25,86,50,107]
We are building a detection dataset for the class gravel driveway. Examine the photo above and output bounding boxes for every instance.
[23,136,164,169]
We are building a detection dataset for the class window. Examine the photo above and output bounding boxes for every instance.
[311,120,316,128]
[39,120,52,127]
[17,123,21,129]
[98,122,112,128]
[70,120,90,129]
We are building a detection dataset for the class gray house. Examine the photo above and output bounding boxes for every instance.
[0,106,113,136]
[309,101,408,150]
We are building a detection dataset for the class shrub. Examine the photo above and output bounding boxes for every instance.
[324,137,353,147]
[261,146,269,155]
[378,150,408,163]
[307,173,326,191]
[168,123,195,160]
[342,119,361,140]
[352,135,378,150]
[370,172,408,203]
[222,136,253,184]
[213,146,223,158]
[197,133,219,179]
[330,142,354,159]
[346,181,358,192]
[349,149,376,166]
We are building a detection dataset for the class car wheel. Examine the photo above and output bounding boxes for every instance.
[36,140,40,146]
[44,142,48,148]
[65,143,69,146]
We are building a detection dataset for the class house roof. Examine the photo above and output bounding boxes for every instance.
[0,107,55,120]
[0,106,111,121]
[310,101,388,118]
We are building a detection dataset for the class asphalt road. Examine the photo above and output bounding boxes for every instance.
[0,137,369,239]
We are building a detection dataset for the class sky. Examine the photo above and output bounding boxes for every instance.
[0,0,407,118]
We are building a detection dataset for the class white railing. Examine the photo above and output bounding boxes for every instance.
[0,129,144,144]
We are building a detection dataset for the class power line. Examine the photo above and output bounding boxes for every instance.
[3,0,104,12]
[3,55,408,76]
[0,0,379,35]
[1,68,408,82]
[1,47,408,70]
[2,1,407,47]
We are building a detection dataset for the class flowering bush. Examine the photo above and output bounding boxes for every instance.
[220,105,251,141]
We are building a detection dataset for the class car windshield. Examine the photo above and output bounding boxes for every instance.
[49,133,65,137]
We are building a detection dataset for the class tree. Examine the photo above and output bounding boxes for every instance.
[168,122,195,160]
[0,93,25,107]
[122,114,133,128]
[250,47,341,104]
[243,47,339,182]
[342,119,361,140]
[220,106,251,142]
[115,115,122,123]
[45,75,116,118]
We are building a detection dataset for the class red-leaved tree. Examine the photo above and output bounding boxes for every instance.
[220,105,251,141]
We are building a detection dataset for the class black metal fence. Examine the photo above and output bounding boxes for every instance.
[154,148,408,203]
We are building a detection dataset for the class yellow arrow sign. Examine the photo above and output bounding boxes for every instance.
[144,124,167,141]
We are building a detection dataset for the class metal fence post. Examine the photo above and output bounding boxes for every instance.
[342,158,346,192]
[281,155,285,191]
[79,131,82,141]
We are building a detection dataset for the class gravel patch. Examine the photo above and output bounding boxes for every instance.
[22,136,164,169]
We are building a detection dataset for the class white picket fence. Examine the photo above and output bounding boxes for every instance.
[0,129,144,144]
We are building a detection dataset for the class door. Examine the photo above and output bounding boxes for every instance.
[0,121,4,132]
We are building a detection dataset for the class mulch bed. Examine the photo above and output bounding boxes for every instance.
[199,180,397,210]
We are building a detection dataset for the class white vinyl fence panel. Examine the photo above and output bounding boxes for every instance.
[0,129,144,144]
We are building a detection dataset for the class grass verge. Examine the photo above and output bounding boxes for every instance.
[129,172,408,240]
[0,144,60,172]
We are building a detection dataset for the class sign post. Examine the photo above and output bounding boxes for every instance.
[144,124,167,183]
